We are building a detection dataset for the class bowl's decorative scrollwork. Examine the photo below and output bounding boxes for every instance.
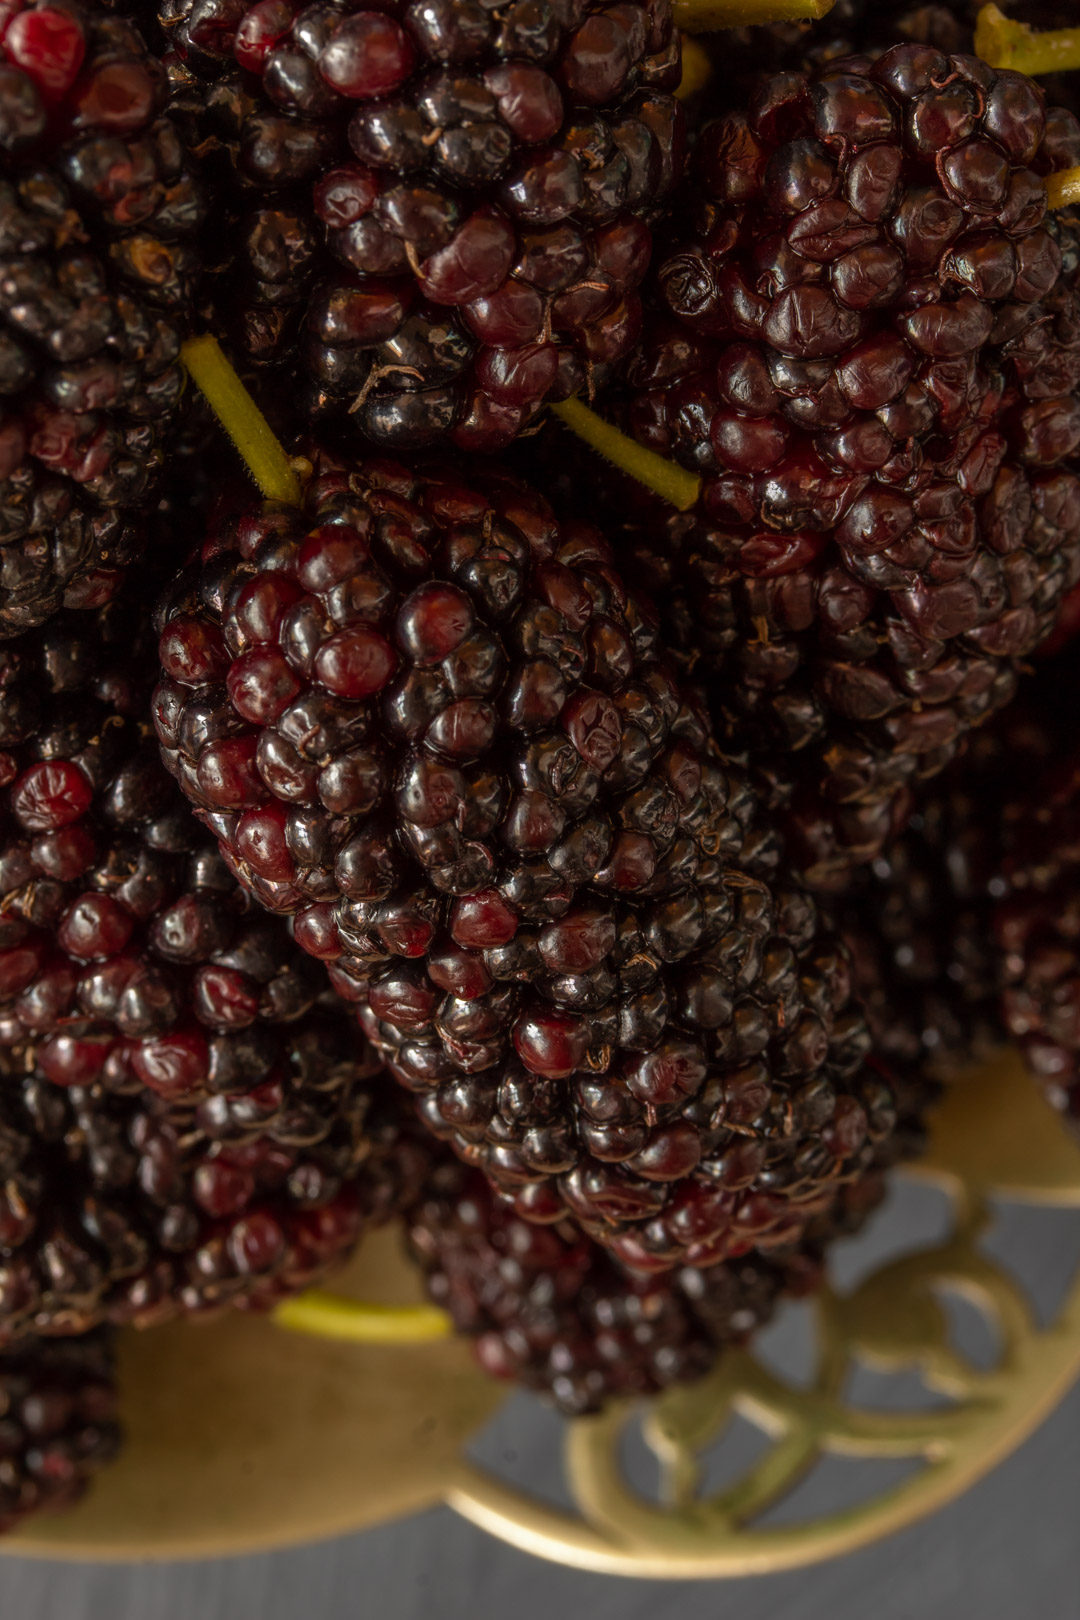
[446,1052,1080,1577]
[7,1048,1080,1570]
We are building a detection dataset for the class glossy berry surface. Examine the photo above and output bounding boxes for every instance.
[158,0,681,450]
[0,0,204,637]
[588,48,1080,888]
[155,459,896,1272]
[0,591,426,1337]
[0,1021,422,1336]
[0,1330,120,1532]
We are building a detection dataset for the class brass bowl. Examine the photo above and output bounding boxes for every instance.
[7,1049,1080,1576]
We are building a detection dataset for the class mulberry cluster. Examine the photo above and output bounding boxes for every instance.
[0,0,204,636]
[0,0,1076,1541]
[153,458,897,1274]
[157,0,682,451]
[584,46,1080,885]
[0,593,425,1337]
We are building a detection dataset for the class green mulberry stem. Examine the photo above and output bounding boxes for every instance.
[273,1290,452,1345]
[550,398,702,512]
[1046,167,1080,212]
[674,0,833,31]
[181,334,303,508]
[975,4,1080,75]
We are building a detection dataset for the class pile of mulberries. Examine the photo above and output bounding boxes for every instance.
[0,588,430,1337]
[568,46,1080,887]
[1,0,1079,1539]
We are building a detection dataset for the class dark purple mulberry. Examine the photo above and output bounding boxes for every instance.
[821,650,1080,1124]
[405,1122,929,1413]
[557,49,1080,887]
[157,0,682,451]
[154,455,896,1274]
[0,592,426,1338]
[0,0,204,636]
[828,700,1060,1079]
[407,1158,792,1414]
[996,662,1080,1137]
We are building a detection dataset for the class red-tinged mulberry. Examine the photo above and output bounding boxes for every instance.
[0,0,204,635]
[572,49,1080,887]
[0,594,426,1337]
[154,456,897,1274]
[157,0,682,451]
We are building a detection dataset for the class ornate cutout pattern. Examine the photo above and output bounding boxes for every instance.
[448,1053,1080,1576]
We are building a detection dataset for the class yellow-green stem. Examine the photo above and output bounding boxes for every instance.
[1046,167,1080,211]
[273,1290,452,1345]
[550,398,702,512]
[974,3,1080,75]
[181,335,302,507]
[674,0,832,31]
[676,35,711,101]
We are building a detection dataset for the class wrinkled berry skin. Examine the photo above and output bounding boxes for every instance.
[0,0,204,638]
[159,0,681,450]
[591,49,1080,888]
[0,1029,423,1339]
[0,1330,121,1533]
[155,457,896,1272]
[0,594,426,1339]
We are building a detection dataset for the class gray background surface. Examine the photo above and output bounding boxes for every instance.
[0,1184,1077,1620]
